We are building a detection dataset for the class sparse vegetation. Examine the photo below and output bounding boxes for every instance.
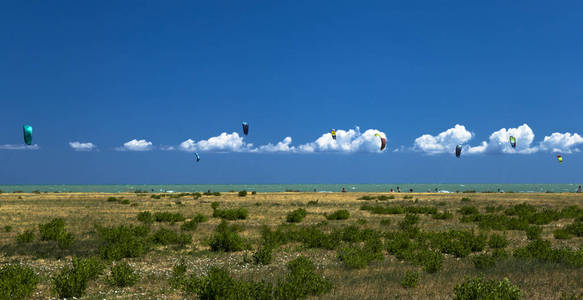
[0,263,39,299]
[110,261,140,287]
[326,209,350,220]
[286,208,307,223]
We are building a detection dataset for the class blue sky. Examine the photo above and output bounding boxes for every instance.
[1,1,582,184]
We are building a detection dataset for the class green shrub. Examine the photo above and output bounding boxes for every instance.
[110,261,140,287]
[151,194,162,199]
[152,228,179,245]
[57,232,75,249]
[192,213,208,223]
[566,222,583,237]
[326,209,350,220]
[276,256,332,299]
[401,271,419,288]
[378,195,395,200]
[526,225,542,240]
[358,195,376,200]
[454,277,521,300]
[211,202,220,210]
[38,218,66,241]
[179,266,273,299]
[338,237,384,269]
[4,225,12,232]
[513,239,583,267]
[399,214,419,231]
[0,263,39,299]
[417,250,443,273]
[107,197,119,202]
[120,199,130,205]
[16,229,35,244]
[154,212,186,224]
[181,220,199,231]
[213,208,249,220]
[137,211,153,224]
[380,218,392,226]
[357,218,368,225]
[238,190,247,197]
[492,248,509,260]
[96,224,151,260]
[554,228,572,240]
[461,197,471,202]
[307,200,319,206]
[286,208,307,223]
[458,206,479,215]
[472,254,496,269]
[488,233,509,249]
[253,245,273,265]
[432,211,453,220]
[52,257,105,298]
[209,221,247,252]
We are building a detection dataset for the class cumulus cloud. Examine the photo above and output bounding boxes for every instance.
[179,132,253,153]
[413,124,473,154]
[297,127,387,153]
[69,142,96,151]
[539,132,583,153]
[117,139,153,151]
[176,127,387,153]
[0,144,39,150]
[472,124,536,154]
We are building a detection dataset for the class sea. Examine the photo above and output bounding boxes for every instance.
[0,184,580,193]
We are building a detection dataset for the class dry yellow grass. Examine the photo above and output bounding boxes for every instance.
[0,192,582,299]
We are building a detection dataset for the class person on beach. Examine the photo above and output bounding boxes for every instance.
[577,186,582,193]
[397,186,401,193]
[341,187,347,192]
[390,188,394,192]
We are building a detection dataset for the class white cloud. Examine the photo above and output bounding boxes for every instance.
[297,127,387,153]
[179,132,253,153]
[69,142,96,151]
[117,139,153,151]
[474,124,536,154]
[539,132,583,153]
[257,137,295,153]
[413,124,473,154]
[0,144,39,150]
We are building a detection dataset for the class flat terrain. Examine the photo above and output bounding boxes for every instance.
[1,192,582,299]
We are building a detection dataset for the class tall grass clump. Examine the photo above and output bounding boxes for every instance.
[16,229,35,244]
[110,261,140,287]
[286,208,307,223]
[326,209,350,220]
[0,263,39,299]
[454,277,521,300]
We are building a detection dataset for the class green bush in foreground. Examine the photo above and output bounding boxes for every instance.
[286,208,307,223]
[110,261,140,287]
[526,225,542,240]
[4,225,12,232]
[253,245,273,265]
[52,257,105,298]
[326,209,350,220]
[154,212,186,224]
[39,218,65,241]
[0,264,39,299]
[488,233,509,249]
[213,208,249,220]
[238,190,247,197]
[401,271,419,288]
[137,211,153,224]
[96,224,151,260]
[454,277,521,300]
[472,254,496,269]
[276,256,333,299]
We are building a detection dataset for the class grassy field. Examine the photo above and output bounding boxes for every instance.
[0,192,582,299]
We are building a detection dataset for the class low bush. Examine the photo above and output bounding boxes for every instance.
[307,200,319,206]
[181,220,199,231]
[286,208,307,223]
[276,256,332,299]
[460,197,471,202]
[458,206,479,215]
[137,211,153,224]
[432,210,453,220]
[380,218,392,226]
[566,222,583,237]
[52,257,105,298]
[399,214,419,231]
[554,228,572,240]
[120,199,130,205]
[326,209,350,220]
[238,190,247,197]
[253,245,273,265]
[107,197,119,202]
[209,221,248,252]
[191,213,208,223]
[110,261,140,287]
[357,218,368,225]
[472,254,497,269]
[96,224,151,260]
[454,277,521,300]
[4,225,12,232]
[39,218,66,241]
[213,208,249,220]
[513,239,583,267]
[150,194,161,199]
[56,232,75,249]
[488,233,509,249]
[16,229,35,244]
[154,212,186,224]
[401,271,419,288]
[0,263,39,299]
[526,225,542,240]
[204,191,221,196]
[179,266,273,299]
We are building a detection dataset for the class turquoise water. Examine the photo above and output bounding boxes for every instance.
[0,184,580,193]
